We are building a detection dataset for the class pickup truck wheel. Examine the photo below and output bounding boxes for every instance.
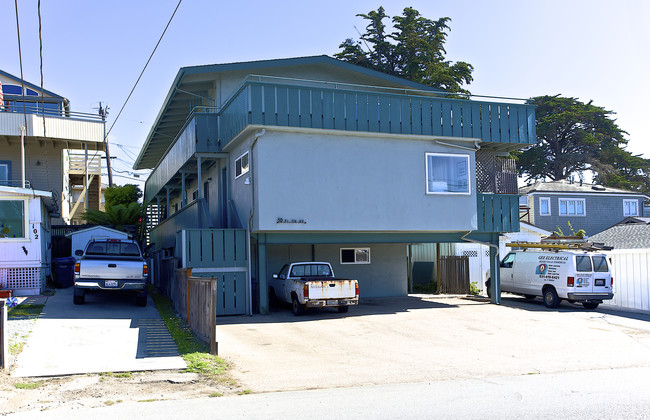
[582,302,599,310]
[73,287,85,305]
[337,306,349,313]
[269,288,278,307]
[543,287,561,309]
[136,292,148,307]
[486,280,492,298]
[291,296,304,316]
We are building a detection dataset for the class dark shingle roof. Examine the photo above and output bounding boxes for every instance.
[590,224,650,249]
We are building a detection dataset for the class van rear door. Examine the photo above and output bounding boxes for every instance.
[591,254,612,294]
[574,255,595,293]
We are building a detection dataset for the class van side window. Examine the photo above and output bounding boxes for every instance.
[592,256,609,272]
[576,256,593,272]
[501,253,515,268]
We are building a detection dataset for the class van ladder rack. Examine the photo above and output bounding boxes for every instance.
[506,241,613,251]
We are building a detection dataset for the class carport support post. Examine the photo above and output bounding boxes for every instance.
[489,234,501,304]
[0,301,7,369]
[258,234,269,315]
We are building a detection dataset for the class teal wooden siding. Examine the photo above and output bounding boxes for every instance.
[178,228,249,316]
[477,193,520,233]
[239,82,536,145]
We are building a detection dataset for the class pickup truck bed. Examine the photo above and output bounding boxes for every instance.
[73,239,149,306]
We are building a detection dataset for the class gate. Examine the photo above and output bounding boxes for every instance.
[439,255,470,294]
[177,229,249,315]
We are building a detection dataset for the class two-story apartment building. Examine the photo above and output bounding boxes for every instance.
[0,70,106,295]
[135,56,536,314]
[520,180,649,236]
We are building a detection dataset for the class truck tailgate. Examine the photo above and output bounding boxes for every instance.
[79,259,144,280]
[307,280,357,299]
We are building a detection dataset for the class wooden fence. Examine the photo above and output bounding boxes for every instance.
[174,268,217,354]
[439,255,470,294]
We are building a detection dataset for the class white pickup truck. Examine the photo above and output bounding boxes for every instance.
[270,262,359,315]
[73,239,149,306]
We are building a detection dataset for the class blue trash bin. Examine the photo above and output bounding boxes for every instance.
[52,256,77,288]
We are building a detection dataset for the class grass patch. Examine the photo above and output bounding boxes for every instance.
[99,371,133,378]
[238,389,252,395]
[8,304,44,320]
[9,339,26,356]
[137,399,160,403]
[209,392,223,398]
[150,290,231,380]
[15,381,43,390]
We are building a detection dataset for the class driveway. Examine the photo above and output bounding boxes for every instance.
[216,295,650,392]
[12,288,186,377]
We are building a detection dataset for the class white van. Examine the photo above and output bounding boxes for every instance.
[485,250,614,309]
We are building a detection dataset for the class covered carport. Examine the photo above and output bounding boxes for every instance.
[252,231,502,314]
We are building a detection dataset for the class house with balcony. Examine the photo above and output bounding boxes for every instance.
[134,55,536,314]
[519,180,650,236]
[0,70,106,295]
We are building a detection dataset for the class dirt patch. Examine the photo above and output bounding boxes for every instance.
[0,367,244,415]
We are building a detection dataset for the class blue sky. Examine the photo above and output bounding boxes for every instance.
[3,0,649,187]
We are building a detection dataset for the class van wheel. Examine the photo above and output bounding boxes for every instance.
[582,302,599,310]
[291,295,304,316]
[543,287,561,308]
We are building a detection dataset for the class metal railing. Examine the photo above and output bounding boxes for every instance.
[0,102,104,122]
[0,180,32,188]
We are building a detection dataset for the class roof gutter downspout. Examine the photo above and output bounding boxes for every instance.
[247,129,266,234]
[461,230,501,304]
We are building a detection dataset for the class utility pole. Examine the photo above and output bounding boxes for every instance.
[99,102,113,187]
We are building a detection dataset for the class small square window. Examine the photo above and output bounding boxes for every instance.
[0,199,26,239]
[425,153,470,194]
[624,199,639,217]
[539,197,551,216]
[235,151,249,179]
[340,248,371,264]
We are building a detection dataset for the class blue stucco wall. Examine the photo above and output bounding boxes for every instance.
[247,129,477,233]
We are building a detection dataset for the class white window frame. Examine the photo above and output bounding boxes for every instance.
[558,198,586,216]
[340,247,371,264]
[425,153,471,195]
[539,197,551,216]
[235,151,250,179]
[0,197,29,241]
[623,199,639,217]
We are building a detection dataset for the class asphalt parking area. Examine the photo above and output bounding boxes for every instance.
[216,295,650,392]
[12,288,186,377]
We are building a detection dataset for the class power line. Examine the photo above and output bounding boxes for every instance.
[106,0,183,138]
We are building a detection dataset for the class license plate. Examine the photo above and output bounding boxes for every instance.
[327,300,339,306]
[105,280,118,287]
[595,279,605,286]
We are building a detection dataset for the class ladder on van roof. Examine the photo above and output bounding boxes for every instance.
[506,236,613,251]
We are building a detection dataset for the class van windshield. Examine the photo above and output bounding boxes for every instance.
[592,256,609,272]
[576,255,593,272]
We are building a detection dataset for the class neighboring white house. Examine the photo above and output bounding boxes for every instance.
[0,186,52,296]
